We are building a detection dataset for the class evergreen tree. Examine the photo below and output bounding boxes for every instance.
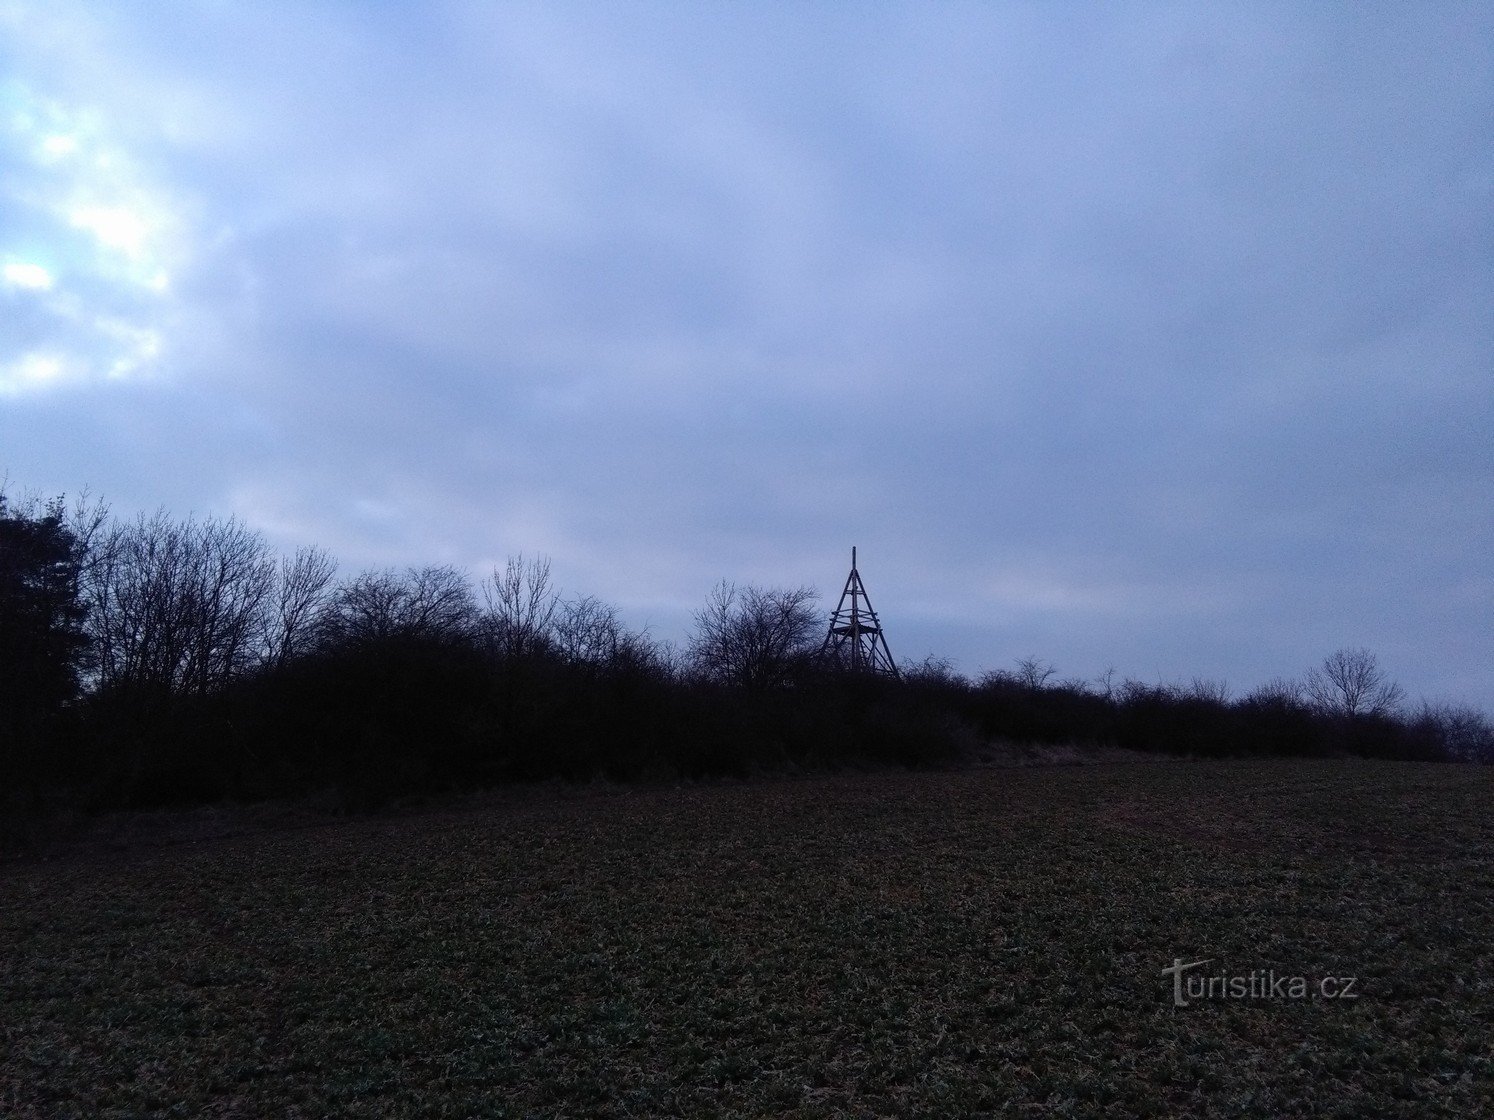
[0,494,90,788]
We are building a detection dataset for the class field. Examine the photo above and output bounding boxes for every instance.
[2,759,1491,1118]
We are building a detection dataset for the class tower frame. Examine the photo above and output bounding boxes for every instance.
[820,546,899,678]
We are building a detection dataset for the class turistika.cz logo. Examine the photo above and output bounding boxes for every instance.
[1162,958,1360,1007]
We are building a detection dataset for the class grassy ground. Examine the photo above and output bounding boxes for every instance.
[2,759,1490,1118]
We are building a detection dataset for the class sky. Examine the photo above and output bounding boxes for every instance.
[1,1,1491,710]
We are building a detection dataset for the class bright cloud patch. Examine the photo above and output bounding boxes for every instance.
[0,351,68,395]
[39,133,79,159]
[69,204,151,259]
[0,82,189,394]
[2,261,53,289]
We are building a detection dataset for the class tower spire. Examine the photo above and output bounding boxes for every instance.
[820,546,899,677]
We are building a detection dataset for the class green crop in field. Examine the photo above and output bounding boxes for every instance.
[2,759,1491,1118]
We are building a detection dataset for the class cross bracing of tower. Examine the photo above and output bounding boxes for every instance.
[819,547,900,678]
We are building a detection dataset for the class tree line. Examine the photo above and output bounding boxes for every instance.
[2,486,1489,819]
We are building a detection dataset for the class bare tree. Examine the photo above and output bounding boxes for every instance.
[1415,701,1494,763]
[180,519,277,693]
[980,659,1066,692]
[550,594,668,680]
[1188,677,1232,704]
[482,554,559,660]
[903,654,963,687]
[404,565,479,640]
[319,565,477,649]
[1013,655,1057,690]
[84,511,277,697]
[689,582,820,690]
[1304,648,1404,718]
[1092,666,1119,701]
[265,546,337,666]
[1244,676,1307,708]
[553,595,623,665]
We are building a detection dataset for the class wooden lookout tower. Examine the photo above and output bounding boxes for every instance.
[820,547,900,678]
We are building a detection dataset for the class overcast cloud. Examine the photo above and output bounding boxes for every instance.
[2,1,1490,708]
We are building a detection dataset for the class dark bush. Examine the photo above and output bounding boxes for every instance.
[5,478,1487,818]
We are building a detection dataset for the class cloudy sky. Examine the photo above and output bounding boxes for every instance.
[2,2,1490,709]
